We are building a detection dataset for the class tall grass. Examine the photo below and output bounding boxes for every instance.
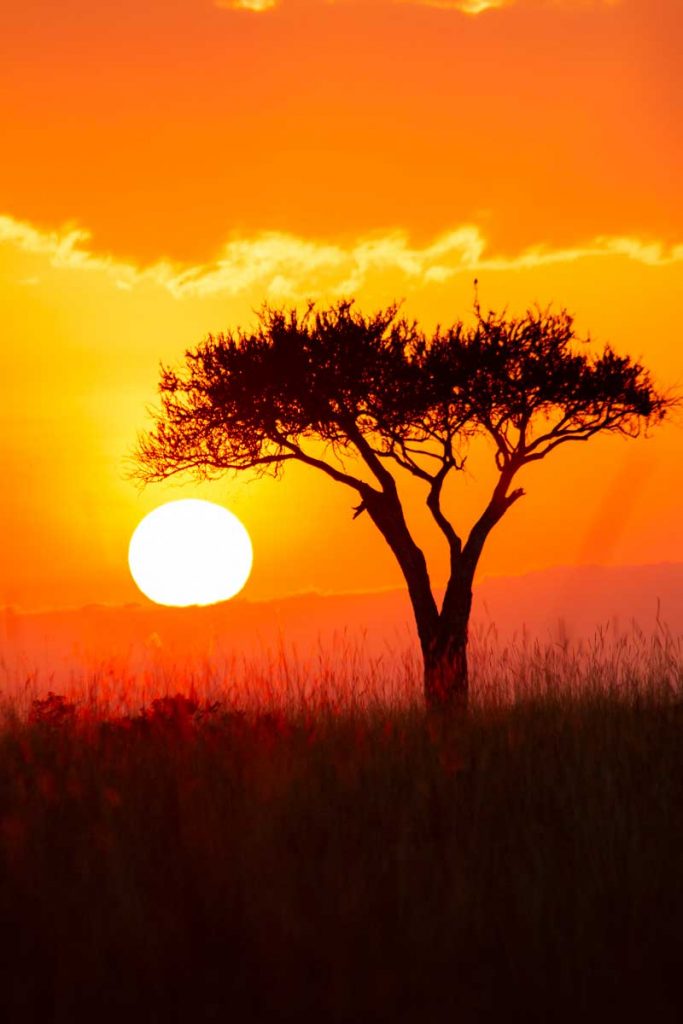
[0,626,682,1022]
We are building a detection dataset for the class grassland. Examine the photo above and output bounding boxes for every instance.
[0,627,682,1023]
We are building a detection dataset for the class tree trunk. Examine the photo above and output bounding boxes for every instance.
[423,633,469,714]
[422,575,473,715]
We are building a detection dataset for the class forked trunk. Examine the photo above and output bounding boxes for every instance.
[360,485,476,714]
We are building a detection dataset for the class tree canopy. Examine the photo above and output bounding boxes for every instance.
[135,300,666,556]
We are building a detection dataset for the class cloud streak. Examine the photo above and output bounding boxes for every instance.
[414,1,507,12]
[214,0,620,14]
[1,214,680,302]
[413,0,621,10]
[214,0,277,11]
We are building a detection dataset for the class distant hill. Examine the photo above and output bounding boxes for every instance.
[1,563,681,679]
[474,561,683,641]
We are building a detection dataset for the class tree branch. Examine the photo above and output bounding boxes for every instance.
[375,445,434,481]
[480,415,512,467]
[521,420,619,463]
[130,446,298,486]
[360,489,439,649]
[343,419,400,493]
[426,464,462,569]
[276,435,378,496]
[461,469,524,577]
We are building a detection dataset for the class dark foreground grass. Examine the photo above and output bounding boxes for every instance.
[1,678,682,1023]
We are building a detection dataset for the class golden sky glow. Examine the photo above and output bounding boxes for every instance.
[0,0,680,610]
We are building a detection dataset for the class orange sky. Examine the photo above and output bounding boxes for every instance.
[1,0,681,611]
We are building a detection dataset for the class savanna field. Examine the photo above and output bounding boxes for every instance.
[1,628,682,1024]
[3,2,682,1024]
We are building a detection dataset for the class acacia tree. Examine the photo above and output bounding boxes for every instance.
[133,300,670,712]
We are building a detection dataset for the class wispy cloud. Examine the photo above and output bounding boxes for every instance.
[414,0,620,10]
[0,216,111,274]
[213,0,620,15]
[214,0,277,11]
[414,1,507,12]
[1,214,680,301]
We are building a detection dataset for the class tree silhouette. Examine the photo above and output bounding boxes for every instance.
[133,300,671,712]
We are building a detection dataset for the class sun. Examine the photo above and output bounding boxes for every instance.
[128,499,253,606]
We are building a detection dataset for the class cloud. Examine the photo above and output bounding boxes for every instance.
[212,0,620,15]
[416,0,621,10]
[0,216,111,274]
[414,1,507,11]
[597,237,683,266]
[1,213,681,302]
[214,0,278,11]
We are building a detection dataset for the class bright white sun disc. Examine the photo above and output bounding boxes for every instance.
[128,499,253,606]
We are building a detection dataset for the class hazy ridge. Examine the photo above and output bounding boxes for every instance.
[2,562,681,669]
